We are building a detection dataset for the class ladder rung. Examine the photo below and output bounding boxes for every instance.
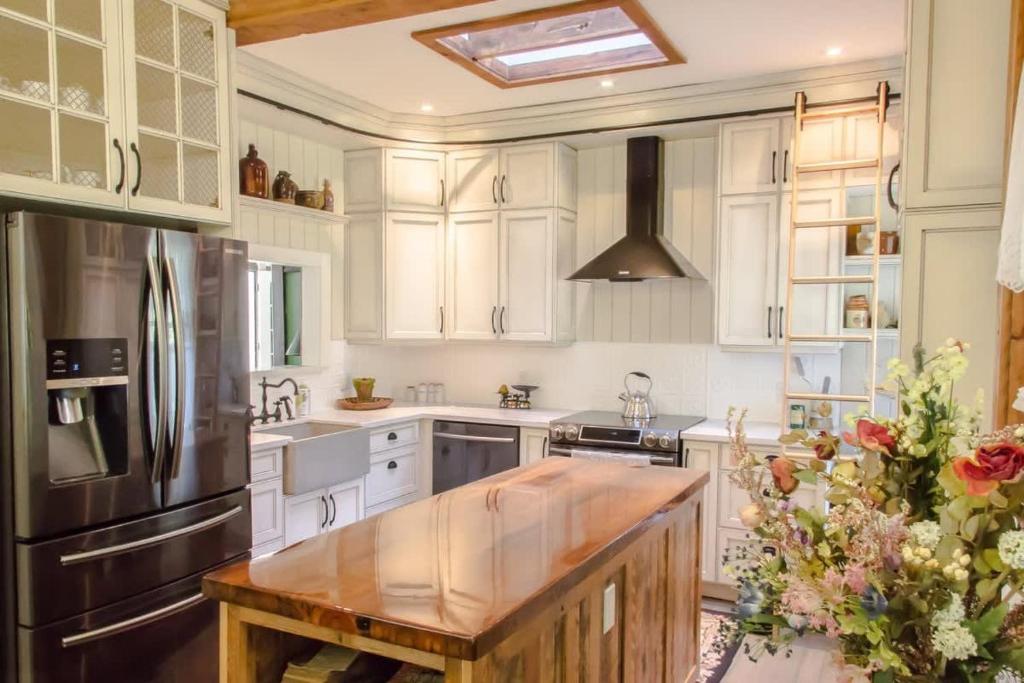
[801,104,881,121]
[796,158,879,173]
[786,391,872,403]
[793,216,876,229]
[792,275,874,285]
[789,333,873,343]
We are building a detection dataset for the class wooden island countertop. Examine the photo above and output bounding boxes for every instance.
[204,457,709,682]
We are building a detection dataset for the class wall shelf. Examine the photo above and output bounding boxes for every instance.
[238,195,349,223]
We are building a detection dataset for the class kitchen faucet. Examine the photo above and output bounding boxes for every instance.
[249,377,300,424]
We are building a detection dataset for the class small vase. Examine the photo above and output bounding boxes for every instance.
[239,144,269,198]
[353,377,375,402]
[272,171,297,204]
[322,179,334,212]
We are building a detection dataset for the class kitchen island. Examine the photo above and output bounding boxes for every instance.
[203,458,709,682]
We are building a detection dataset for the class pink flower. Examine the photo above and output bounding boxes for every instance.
[843,419,896,455]
[843,565,868,594]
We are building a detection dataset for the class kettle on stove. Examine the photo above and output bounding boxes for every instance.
[618,371,657,420]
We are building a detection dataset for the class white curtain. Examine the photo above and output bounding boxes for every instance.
[1000,69,1024,292]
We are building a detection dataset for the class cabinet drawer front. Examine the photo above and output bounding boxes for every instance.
[250,447,283,482]
[365,492,419,519]
[366,449,418,506]
[370,422,419,453]
[250,478,284,547]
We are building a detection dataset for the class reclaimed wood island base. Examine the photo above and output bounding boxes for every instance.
[204,458,709,682]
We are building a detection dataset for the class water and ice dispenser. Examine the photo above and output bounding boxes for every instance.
[45,338,129,484]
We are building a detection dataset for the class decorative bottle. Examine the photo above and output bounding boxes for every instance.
[238,144,269,199]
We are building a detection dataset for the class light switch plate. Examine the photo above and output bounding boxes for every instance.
[602,582,616,634]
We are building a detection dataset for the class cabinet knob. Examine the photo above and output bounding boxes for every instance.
[387,460,398,470]
[387,432,398,441]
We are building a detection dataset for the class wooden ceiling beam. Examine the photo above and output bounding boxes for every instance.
[229,0,492,46]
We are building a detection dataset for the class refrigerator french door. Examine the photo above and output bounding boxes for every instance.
[1,212,251,682]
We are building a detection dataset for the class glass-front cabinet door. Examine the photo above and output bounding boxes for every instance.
[122,0,229,222]
[0,0,126,206]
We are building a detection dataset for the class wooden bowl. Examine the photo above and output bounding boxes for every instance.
[295,190,324,210]
[336,397,393,411]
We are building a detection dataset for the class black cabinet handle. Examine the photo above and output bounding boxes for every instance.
[113,139,126,194]
[782,149,789,184]
[439,306,444,334]
[542,437,548,458]
[387,460,397,470]
[129,142,142,196]
[491,305,497,334]
[492,175,498,204]
[684,447,690,466]
[767,305,773,338]
[499,175,507,203]
[778,306,784,340]
[887,162,900,211]
[320,495,328,529]
[771,150,777,184]
[387,432,397,441]
[439,178,445,207]
[499,306,506,335]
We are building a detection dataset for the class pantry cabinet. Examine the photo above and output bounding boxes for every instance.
[385,148,446,213]
[719,119,780,194]
[499,208,555,342]
[446,148,501,213]
[717,194,779,346]
[446,211,500,340]
[0,0,231,223]
[446,142,577,212]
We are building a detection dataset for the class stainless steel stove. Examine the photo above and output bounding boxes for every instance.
[548,411,705,466]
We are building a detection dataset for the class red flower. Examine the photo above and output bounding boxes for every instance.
[813,430,839,461]
[952,442,1024,495]
[842,419,896,455]
[770,456,799,494]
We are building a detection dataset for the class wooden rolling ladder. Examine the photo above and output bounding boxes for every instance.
[780,82,891,437]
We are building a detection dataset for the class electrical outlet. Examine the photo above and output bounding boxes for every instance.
[602,582,616,634]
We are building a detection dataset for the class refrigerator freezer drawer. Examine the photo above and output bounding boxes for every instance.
[17,556,243,683]
[16,489,250,627]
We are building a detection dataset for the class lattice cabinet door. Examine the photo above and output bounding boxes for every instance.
[122,0,230,223]
[0,0,127,206]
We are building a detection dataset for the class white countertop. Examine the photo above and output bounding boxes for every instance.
[249,431,293,451]
[680,419,784,448]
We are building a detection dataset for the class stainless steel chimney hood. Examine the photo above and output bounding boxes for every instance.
[568,136,706,282]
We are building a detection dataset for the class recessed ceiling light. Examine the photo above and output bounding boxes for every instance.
[600,79,615,88]
[826,46,843,57]
[420,103,434,112]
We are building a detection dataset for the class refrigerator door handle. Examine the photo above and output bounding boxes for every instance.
[60,592,206,648]
[58,505,244,565]
[162,250,187,478]
[146,253,169,484]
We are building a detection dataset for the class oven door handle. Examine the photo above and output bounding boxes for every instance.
[61,592,206,648]
[548,445,676,466]
[59,506,243,565]
[434,433,515,444]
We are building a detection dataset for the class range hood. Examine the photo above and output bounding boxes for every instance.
[568,136,706,282]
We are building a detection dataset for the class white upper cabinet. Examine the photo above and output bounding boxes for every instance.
[344,148,383,213]
[446,148,500,212]
[344,212,384,340]
[844,104,902,188]
[123,0,230,222]
[446,211,500,340]
[781,116,843,190]
[499,208,554,342]
[720,119,780,194]
[385,148,445,213]
[717,194,779,346]
[385,211,445,340]
[903,0,1009,209]
[499,143,554,209]
[0,0,231,222]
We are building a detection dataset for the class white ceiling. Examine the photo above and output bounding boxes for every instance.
[242,0,905,117]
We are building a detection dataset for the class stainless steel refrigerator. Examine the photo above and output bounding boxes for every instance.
[0,211,252,682]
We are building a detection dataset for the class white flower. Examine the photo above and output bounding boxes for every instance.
[909,521,942,550]
[998,530,1024,570]
[932,593,965,628]
[932,623,978,660]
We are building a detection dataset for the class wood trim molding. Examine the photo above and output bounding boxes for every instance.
[411,0,684,89]
[996,0,1024,429]
[229,0,490,46]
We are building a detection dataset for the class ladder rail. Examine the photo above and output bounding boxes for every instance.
[780,82,889,451]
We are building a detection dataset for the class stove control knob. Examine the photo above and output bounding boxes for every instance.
[642,433,658,448]
[552,425,564,440]
[658,435,673,449]
[565,425,579,441]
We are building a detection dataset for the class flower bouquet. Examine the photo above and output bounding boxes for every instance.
[726,341,1024,682]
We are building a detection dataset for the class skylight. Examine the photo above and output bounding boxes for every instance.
[412,0,684,88]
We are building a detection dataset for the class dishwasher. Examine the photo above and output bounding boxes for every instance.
[432,421,520,494]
